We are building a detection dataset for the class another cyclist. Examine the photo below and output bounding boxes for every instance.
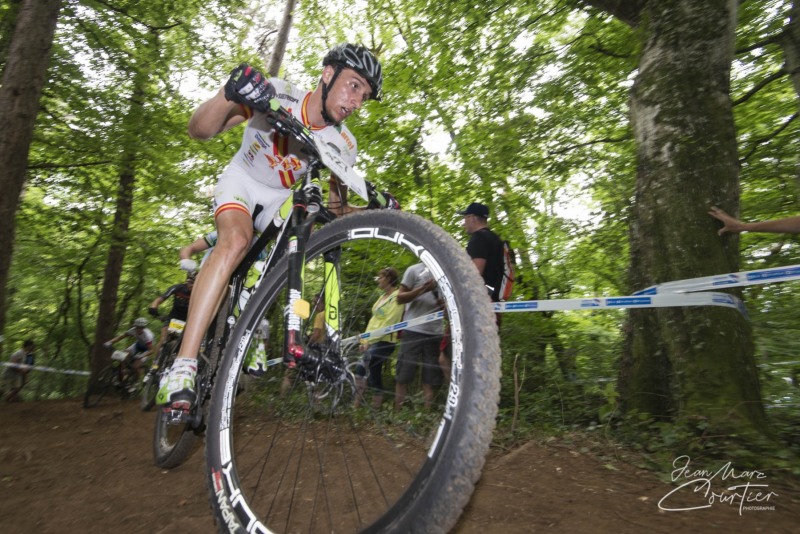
[158,44,384,410]
[2,339,35,402]
[148,271,195,364]
[104,318,154,385]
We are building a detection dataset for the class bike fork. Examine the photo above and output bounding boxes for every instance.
[283,190,319,365]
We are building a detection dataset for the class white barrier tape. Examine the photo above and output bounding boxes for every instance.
[492,291,747,316]
[0,362,90,376]
[342,292,746,345]
[340,310,446,347]
[634,264,800,295]
[271,264,800,363]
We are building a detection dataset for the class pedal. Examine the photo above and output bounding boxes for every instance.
[162,406,190,425]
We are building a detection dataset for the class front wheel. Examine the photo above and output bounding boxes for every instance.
[205,210,501,533]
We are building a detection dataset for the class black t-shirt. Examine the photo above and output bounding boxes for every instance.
[161,283,192,320]
[466,228,504,301]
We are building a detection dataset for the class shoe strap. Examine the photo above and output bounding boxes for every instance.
[173,357,198,372]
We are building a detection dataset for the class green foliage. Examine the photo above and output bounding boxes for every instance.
[3,0,799,468]
[4,0,252,383]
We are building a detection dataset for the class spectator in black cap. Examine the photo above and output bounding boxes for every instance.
[458,202,504,302]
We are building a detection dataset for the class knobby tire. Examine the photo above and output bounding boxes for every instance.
[205,210,501,533]
[152,336,199,468]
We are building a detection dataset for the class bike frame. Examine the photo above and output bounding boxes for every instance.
[227,165,340,370]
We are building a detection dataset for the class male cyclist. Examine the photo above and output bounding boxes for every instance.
[104,317,154,385]
[147,271,195,368]
[158,44,384,410]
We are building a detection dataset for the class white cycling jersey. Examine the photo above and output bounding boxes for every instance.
[213,78,358,232]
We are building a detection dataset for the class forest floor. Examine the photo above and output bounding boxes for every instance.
[0,398,798,533]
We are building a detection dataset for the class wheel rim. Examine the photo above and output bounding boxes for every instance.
[208,211,500,533]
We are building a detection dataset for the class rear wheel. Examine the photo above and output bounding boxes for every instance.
[206,210,501,533]
[141,341,172,412]
[83,366,115,408]
[153,303,226,469]
[152,338,200,468]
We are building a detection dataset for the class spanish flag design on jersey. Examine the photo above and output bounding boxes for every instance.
[269,93,327,189]
[224,78,357,195]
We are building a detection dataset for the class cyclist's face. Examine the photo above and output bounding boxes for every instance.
[324,67,372,123]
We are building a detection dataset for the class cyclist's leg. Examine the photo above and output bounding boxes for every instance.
[122,343,138,381]
[159,209,251,408]
[179,208,253,360]
[131,351,147,380]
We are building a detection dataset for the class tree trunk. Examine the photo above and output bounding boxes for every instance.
[266,0,297,77]
[780,1,800,99]
[582,0,771,445]
[0,0,61,353]
[617,0,770,440]
[88,75,149,377]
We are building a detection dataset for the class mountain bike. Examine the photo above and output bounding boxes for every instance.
[141,317,185,412]
[202,99,502,533]
[83,350,144,408]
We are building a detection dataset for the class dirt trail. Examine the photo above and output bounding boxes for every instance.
[0,399,797,533]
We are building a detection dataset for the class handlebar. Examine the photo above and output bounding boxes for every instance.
[262,99,320,160]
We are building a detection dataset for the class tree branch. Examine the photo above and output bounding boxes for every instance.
[579,0,646,26]
[739,112,799,163]
[548,133,632,156]
[87,0,183,32]
[28,160,115,170]
[732,67,787,106]
[736,34,782,55]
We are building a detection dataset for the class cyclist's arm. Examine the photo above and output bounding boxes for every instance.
[180,236,211,259]
[743,217,800,234]
[106,333,125,345]
[188,87,248,140]
[471,257,487,275]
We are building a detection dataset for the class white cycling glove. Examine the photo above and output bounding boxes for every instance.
[179,259,198,272]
